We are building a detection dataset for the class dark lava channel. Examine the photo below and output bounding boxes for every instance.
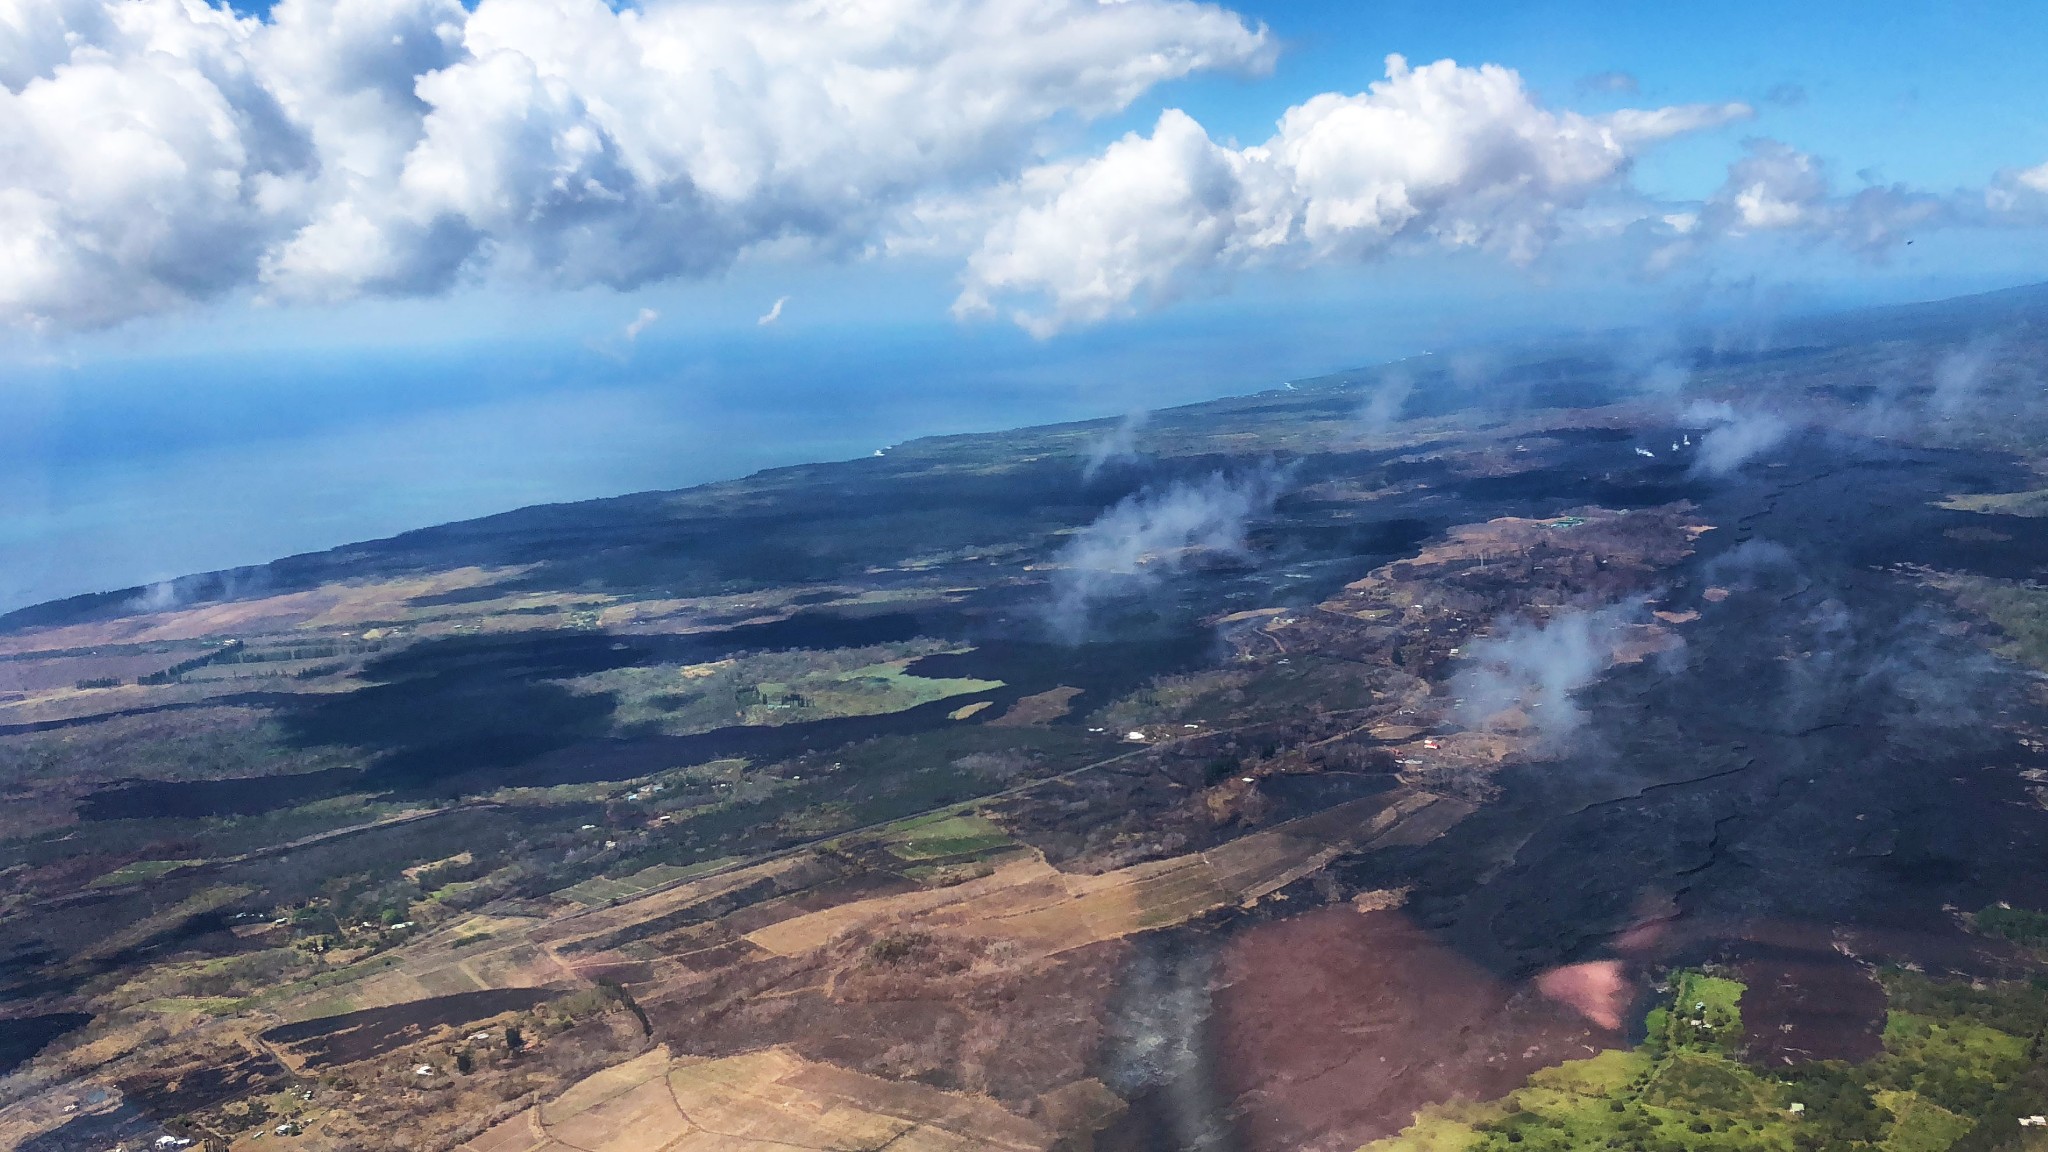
[1101,432,2048,1152]
[1343,430,2048,1006]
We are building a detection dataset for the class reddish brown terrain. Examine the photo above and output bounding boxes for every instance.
[1212,906,1620,1152]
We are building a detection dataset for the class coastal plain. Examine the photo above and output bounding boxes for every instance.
[7,287,2048,1151]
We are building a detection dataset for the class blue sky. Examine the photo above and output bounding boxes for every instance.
[1200,2,2048,190]
[3,0,2047,609]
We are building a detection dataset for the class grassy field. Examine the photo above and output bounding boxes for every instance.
[555,857,739,906]
[1922,572,2048,673]
[1362,964,2048,1152]
[567,641,1002,735]
[749,658,1002,722]
[747,792,1449,959]
[879,812,1015,861]
[87,858,205,887]
[1938,489,2048,518]
[1960,580,2048,673]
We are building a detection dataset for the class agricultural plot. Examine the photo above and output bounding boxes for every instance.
[745,789,1460,958]
[557,859,740,907]
[1364,965,2048,1152]
[262,987,555,1068]
[268,856,800,1023]
[87,858,205,887]
[565,643,1003,736]
[879,813,1015,861]
[272,924,563,1024]
[462,1046,1091,1152]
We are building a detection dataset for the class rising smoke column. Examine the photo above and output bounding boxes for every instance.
[1045,465,1287,641]
[1684,400,1793,476]
[1450,599,1658,744]
[1082,410,1150,481]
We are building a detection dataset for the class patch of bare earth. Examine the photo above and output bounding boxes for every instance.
[643,929,1129,1108]
[1210,906,1620,1152]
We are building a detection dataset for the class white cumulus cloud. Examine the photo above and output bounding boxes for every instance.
[955,54,1751,335]
[1700,139,1948,254]
[0,0,1272,330]
[1985,159,2048,222]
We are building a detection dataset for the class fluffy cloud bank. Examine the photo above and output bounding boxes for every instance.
[955,55,1752,334]
[14,1,2043,338]
[0,0,1270,329]
[1644,139,2048,269]
[1637,139,1951,265]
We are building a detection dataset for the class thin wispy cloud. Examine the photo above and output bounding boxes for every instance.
[757,296,789,327]
[1349,372,1414,438]
[1577,70,1641,95]
[624,308,660,342]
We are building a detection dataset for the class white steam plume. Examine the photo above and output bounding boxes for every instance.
[1046,466,1287,641]
[1350,372,1414,437]
[1929,346,1994,419]
[1684,400,1792,476]
[1082,409,1149,481]
[1451,599,1656,743]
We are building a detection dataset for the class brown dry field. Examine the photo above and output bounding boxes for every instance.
[744,789,1469,959]
[0,650,189,694]
[0,567,530,656]
[462,1045,1117,1152]
[1211,905,1621,1152]
[277,859,818,1024]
